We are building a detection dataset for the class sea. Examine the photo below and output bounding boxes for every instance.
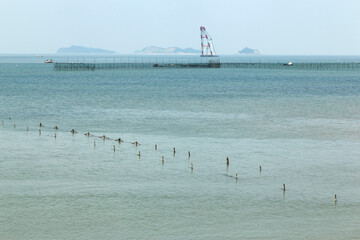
[1,54,360,239]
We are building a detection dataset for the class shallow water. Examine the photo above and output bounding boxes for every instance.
[1,55,360,239]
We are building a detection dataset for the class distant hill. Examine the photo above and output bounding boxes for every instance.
[136,46,200,54]
[57,45,115,54]
[238,47,260,55]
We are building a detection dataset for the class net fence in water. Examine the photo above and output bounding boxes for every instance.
[53,57,360,71]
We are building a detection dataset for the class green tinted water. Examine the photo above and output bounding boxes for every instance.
[1,56,360,239]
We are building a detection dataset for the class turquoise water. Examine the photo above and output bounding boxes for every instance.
[1,56,360,239]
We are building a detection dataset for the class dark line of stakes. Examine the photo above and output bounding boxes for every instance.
[10,123,339,204]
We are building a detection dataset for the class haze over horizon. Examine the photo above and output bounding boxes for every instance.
[1,0,360,55]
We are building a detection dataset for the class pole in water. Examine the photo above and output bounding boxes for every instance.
[188,151,191,158]
[282,184,286,192]
[173,147,176,155]
[226,157,229,167]
[94,141,96,147]
[236,173,238,181]
[162,156,164,165]
[191,163,194,172]
[39,129,41,136]
[155,144,157,150]
[113,145,116,152]
[54,133,57,138]
[259,165,262,172]
[335,194,337,204]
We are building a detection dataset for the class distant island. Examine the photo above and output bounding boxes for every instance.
[57,45,116,54]
[238,47,260,55]
[135,46,200,54]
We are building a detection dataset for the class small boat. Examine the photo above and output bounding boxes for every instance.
[283,62,293,66]
[45,59,53,63]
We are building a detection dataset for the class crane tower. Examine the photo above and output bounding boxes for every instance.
[200,26,218,57]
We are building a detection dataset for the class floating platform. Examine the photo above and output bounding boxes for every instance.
[53,62,221,70]
[200,55,219,57]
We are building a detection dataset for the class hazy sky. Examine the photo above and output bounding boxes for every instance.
[1,0,360,55]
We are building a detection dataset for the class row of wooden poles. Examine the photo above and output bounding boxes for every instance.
[2,119,338,204]
[53,61,360,71]
[221,62,360,70]
[53,62,220,70]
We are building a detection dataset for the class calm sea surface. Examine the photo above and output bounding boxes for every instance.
[1,55,360,239]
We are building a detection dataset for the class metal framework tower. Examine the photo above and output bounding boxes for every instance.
[200,26,217,57]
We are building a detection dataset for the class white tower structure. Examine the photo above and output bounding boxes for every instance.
[200,26,218,57]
